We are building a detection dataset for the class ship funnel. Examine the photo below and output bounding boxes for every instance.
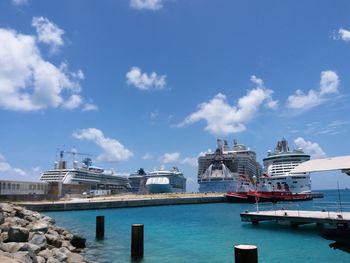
[216,139,222,150]
[223,140,229,151]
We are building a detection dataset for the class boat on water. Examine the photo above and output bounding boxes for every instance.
[40,150,130,195]
[225,190,313,203]
[129,167,186,194]
[261,138,311,194]
[197,139,261,193]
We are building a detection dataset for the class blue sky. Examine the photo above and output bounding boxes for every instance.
[1,0,350,191]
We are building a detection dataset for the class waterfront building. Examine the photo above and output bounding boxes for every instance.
[0,179,48,200]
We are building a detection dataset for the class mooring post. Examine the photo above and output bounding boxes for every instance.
[96,215,105,239]
[234,244,258,263]
[131,224,144,259]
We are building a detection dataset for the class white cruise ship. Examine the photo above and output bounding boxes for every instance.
[146,167,186,194]
[197,139,261,193]
[260,138,311,193]
[40,151,130,194]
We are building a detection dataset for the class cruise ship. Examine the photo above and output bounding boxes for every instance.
[40,151,130,194]
[260,138,311,193]
[129,167,186,194]
[197,139,261,193]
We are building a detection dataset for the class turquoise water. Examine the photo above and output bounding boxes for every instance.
[45,190,350,263]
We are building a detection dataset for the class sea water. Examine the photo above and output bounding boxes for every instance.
[45,190,350,263]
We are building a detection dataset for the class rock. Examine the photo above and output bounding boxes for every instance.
[30,222,48,233]
[67,252,85,263]
[1,231,9,242]
[0,212,4,224]
[64,233,74,240]
[0,254,19,263]
[0,242,25,253]
[1,222,11,232]
[15,209,32,220]
[61,240,76,252]
[0,203,14,213]
[42,216,55,225]
[70,235,86,249]
[20,243,41,254]
[47,256,61,263]
[13,251,32,263]
[47,229,59,236]
[29,233,47,250]
[8,227,29,242]
[55,227,65,235]
[38,249,52,260]
[52,248,68,262]
[45,234,62,248]
[5,217,28,227]
[36,256,45,263]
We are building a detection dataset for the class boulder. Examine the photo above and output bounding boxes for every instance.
[47,256,61,263]
[36,256,45,263]
[8,227,29,242]
[1,231,9,242]
[29,233,47,250]
[20,243,41,254]
[13,251,32,263]
[30,222,49,233]
[45,234,62,248]
[52,248,68,262]
[0,212,4,225]
[42,216,55,224]
[67,252,85,263]
[70,235,86,249]
[0,242,25,253]
[0,203,14,213]
[38,248,52,260]
[0,254,19,263]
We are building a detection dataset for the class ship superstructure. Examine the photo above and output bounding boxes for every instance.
[197,139,261,193]
[40,151,130,194]
[261,138,311,193]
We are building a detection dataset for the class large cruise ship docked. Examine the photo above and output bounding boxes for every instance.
[197,139,261,193]
[129,167,186,194]
[40,151,130,194]
[260,138,311,193]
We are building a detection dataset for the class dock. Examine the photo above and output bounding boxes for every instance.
[15,193,226,212]
[241,210,350,228]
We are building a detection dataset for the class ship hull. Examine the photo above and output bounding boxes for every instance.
[198,179,238,193]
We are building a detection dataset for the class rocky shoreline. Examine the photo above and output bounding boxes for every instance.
[0,202,88,263]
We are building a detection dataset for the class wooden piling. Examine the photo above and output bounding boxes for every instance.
[96,216,105,239]
[131,224,144,259]
[234,244,258,263]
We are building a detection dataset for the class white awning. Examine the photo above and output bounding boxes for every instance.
[290,155,350,175]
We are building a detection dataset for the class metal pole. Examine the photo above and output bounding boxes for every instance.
[131,224,144,259]
[234,244,258,263]
[96,216,105,239]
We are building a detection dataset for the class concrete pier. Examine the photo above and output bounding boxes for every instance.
[241,210,350,228]
[16,193,226,212]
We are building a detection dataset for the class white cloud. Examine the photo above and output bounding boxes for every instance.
[0,152,26,178]
[12,0,28,6]
[82,103,98,112]
[32,16,64,53]
[0,26,93,112]
[126,67,166,90]
[177,76,277,136]
[160,152,180,164]
[130,0,163,10]
[294,137,326,159]
[337,28,350,42]
[287,70,339,111]
[73,128,134,163]
[142,153,154,160]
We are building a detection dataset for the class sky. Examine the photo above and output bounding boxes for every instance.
[1,0,350,191]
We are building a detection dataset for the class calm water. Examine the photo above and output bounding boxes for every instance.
[45,190,350,263]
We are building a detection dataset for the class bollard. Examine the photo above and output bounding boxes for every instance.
[234,244,258,263]
[96,216,105,239]
[131,224,144,259]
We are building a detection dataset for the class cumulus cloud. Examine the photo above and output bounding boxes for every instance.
[0,152,26,178]
[287,70,339,111]
[177,76,278,135]
[82,103,98,112]
[73,128,134,163]
[130,0,163,10]
[142,153,154,160]
[335,28,350,42]
[294,137,326,158]
[160,152,180,164]
[32,17,64,53]
[12,0,28,6]
[0,25,94,112]
[126,67,166,90]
